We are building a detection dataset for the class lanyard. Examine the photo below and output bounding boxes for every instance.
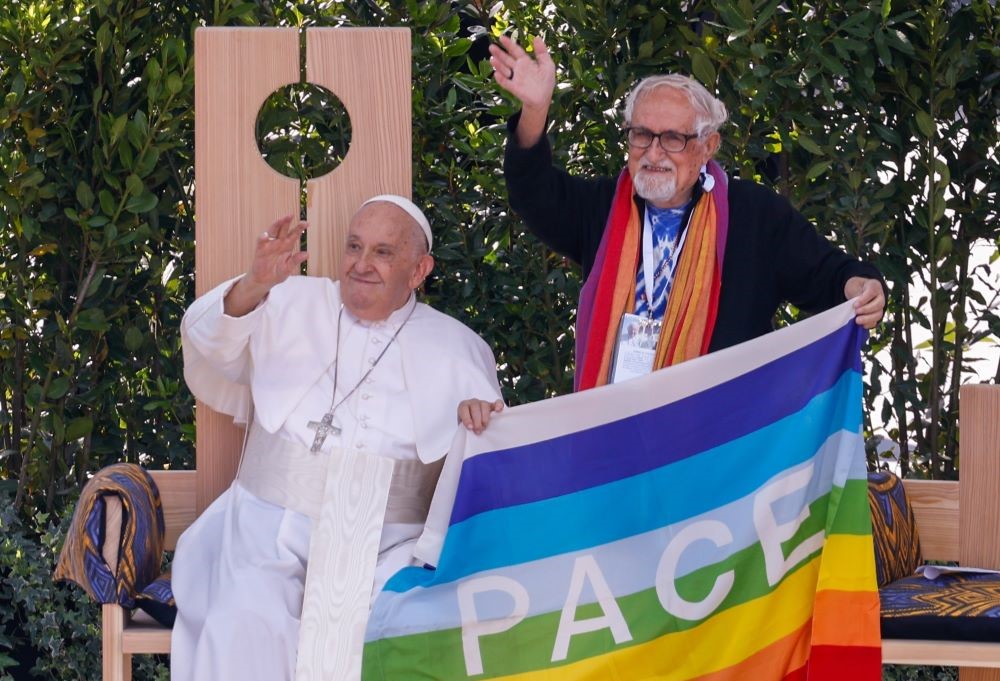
[641,206,691,317]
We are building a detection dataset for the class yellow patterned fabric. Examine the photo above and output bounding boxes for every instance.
[54,463,165,607]
[867,470,922,588]
[881,572,1000,641]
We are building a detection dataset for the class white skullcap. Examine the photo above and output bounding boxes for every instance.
[360,194,432,251]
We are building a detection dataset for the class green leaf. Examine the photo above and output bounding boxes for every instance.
[125,192,158,213]
[806,160,833,179]
[797,135,823,155]
[145,57,161,81]
[96,23,112,54]
[915,110,935,138]
[76,308,109,331]
[125,326,143,351]
[99,189,116,216]
[716,1,749,31]
[126,120,145,149]
[65,417,93,441]
[75,181,94,209]
[443,38,472,58]
[125,174,144,197]
[47,376,70,400]
[165,73,183,94]
[10,72,25,101]
[110,114,127,144]
[26,384,43,408]
[690,51,716,85]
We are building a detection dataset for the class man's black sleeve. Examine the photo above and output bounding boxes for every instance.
[502,114,617,275]
[761,183,887,313]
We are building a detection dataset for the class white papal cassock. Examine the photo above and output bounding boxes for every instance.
[170,275,501,681]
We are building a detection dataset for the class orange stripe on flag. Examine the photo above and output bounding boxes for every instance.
[811,589,881,647]
[687,620,812,681]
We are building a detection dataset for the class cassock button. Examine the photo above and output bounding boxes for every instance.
[372,337,382,345]
[356,442,365,449]
[367,357,376,365]
[361,393,371,400]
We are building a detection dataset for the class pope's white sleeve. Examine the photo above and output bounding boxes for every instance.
[476,338,503,402]
[180,276,267,416]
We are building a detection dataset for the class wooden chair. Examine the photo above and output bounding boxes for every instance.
[100,26,412,681]
[882,384,1000,679]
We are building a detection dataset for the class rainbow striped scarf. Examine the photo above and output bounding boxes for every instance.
[362,301,881,680]
[576,160,730,390]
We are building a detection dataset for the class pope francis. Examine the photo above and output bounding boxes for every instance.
[170,195,502,681]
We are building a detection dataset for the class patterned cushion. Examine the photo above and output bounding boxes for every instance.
[54,463,165,607]
[868,470,922,588]
[135,572,176,627]
[881,572,1000,641]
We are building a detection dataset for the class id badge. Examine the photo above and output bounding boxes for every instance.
[609,313,662,384]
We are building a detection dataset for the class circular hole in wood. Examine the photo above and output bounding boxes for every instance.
[255,82,351,181]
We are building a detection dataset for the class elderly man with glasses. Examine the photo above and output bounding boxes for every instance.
[487,36,886,393]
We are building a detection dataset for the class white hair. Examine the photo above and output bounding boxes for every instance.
[623,74,728,137]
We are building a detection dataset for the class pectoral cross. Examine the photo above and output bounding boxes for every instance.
[307,412,341,453]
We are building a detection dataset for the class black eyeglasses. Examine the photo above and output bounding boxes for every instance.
[625,127,701,153]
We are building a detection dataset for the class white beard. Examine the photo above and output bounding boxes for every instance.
[633,170,677,204]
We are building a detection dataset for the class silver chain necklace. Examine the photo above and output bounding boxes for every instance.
[307,299,416,453]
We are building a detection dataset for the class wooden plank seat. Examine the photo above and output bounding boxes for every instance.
[881,385,1000,680]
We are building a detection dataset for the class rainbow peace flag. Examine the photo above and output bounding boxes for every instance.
[363,300,881,680]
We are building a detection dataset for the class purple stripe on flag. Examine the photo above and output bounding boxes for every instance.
[450,321,861,526]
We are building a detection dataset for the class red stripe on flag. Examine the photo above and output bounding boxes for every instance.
[807,644,882,681]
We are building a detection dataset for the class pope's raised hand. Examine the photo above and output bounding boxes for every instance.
[247,214,309,289]
[223,215,308,317]
[489,35,556,113]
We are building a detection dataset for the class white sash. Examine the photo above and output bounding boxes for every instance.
[235,424,443,681]
[238,423,442,523]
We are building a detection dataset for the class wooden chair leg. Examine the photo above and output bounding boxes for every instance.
[102,604,132,681]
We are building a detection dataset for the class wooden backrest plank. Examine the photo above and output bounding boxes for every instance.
[304,28,412,278]
[193,28,301,513]
[959,384,1000,569]
[904,479,960,562]
[149,470,198,550]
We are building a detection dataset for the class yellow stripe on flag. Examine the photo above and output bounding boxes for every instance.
[816,533,878,593]
[492,556,824,681]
